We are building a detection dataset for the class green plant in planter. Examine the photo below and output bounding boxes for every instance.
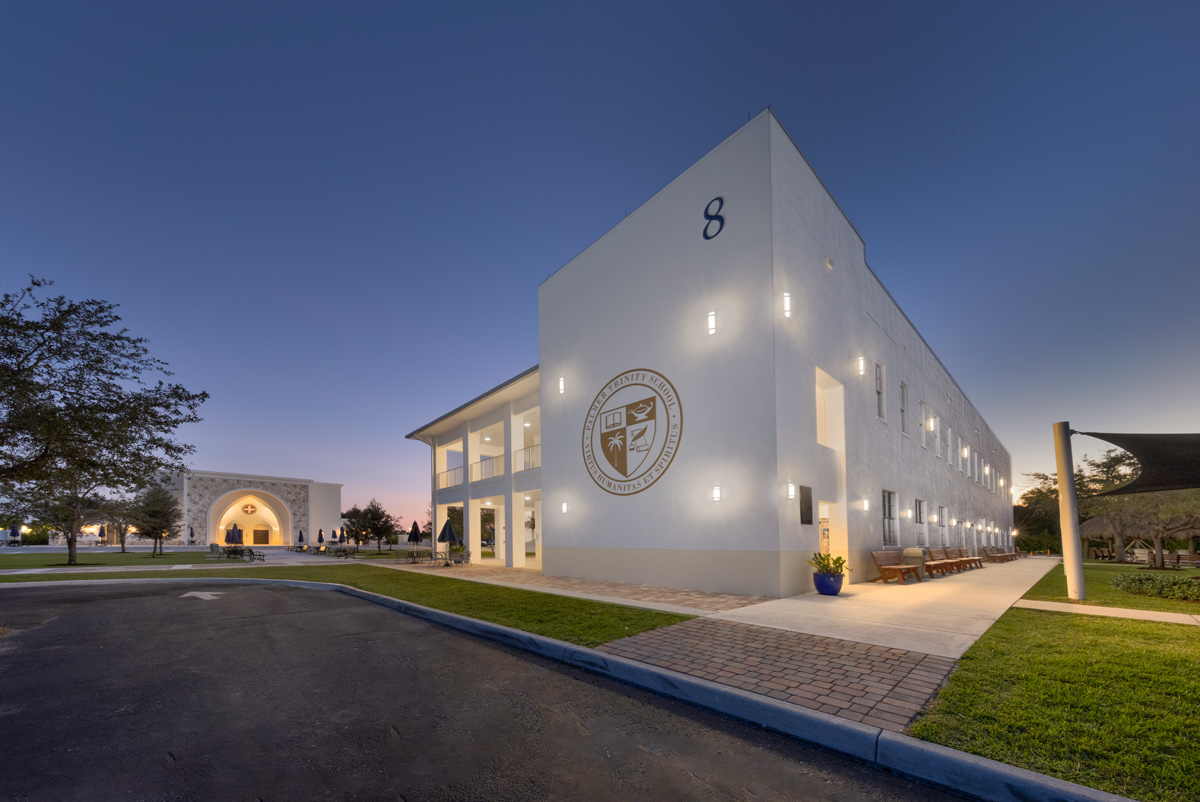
[807,552,850,575]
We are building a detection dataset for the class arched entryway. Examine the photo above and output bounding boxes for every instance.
[207,489,294,546]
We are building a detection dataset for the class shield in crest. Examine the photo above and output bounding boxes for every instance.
[600,396,657,477]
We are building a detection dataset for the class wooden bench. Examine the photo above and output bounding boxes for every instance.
[949,548,983,569]
[926,548,966,575]
[335,545,358,559]
[983,547,1017,563]
[870,550,922,584]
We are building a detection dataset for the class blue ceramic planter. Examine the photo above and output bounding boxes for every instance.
[813,572,844,596]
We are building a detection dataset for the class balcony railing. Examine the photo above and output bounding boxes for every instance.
[470,454,505,483]
[514,443,541,473]
[437,466,463,490]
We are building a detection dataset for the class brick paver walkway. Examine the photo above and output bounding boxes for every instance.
[393,563,769,612]
[596,618,955,732]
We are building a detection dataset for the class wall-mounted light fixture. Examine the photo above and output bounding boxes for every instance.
[861,499,870,512]
[524,495,531,501]
[930,514,938,524]
[904,509,912,519]
[485,501,493,506]
[787,483,796,500]
[825,258,834,270]
[927,417,936,432]
[712,486,722,502]
[856,356,866,376]
[984,465,990,476]
[962,446,970,458]
[561,502,568,514]
[524,421,531,427]
[1013,528,1019,536]
[707,311,717,335]
[951,518,958,526]
[558,377,565,394]
[483,436,491,442]
[782,292,792,318]
[999,477,1005,487]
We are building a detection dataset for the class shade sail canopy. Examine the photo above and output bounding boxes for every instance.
[1080,432,1200,496]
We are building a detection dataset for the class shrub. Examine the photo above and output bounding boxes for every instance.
[1111,572,1200,602]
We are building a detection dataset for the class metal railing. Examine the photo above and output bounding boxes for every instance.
[470,454,505,483]
[437,466,463,489]
[513,443,541,473]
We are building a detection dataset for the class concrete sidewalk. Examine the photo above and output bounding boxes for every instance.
[710,556,1062,658]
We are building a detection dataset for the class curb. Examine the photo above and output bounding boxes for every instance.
[2,576,1133,802]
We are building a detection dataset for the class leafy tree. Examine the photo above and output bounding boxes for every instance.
[0,277,207,564]
[101,495,137,553]
[131,482,182,556]
[422,502,433,536]
[344,499,397,552]
[1015,448,1200,567]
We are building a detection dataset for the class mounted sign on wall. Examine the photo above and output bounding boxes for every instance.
[582,369,683,496]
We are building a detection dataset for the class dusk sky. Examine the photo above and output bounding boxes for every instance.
[3,1,1198,525]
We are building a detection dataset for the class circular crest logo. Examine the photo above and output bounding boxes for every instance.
[582,369,683,495]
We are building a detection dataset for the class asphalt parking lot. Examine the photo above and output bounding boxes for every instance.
[0,582,967,801]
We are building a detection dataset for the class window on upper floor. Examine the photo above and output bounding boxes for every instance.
[882,490,897,546]
[899,383,908,434]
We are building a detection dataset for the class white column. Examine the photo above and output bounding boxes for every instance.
[503,402,524,567]
[430,437,439,549]
[1054,421,1085,600]
[460,423,472,555]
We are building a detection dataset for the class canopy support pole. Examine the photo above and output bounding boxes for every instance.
[1054,421,1086,600]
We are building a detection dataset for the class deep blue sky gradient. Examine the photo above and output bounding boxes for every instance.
[3,1,1198,523]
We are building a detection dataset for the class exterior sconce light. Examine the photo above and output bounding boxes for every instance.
[558,377,565,394]
[984,465,990,475]
[787,483,796,500]
[950,518,957,526]
[483,436,491,442]
[927,417,936,432]
[904,509,912,519]
[524,495,531,501]
[1014,528,1019,536]
[861,499,870,512]
[962,446,970,458]
[856,356,866,376]
[707,311,717,335]
[485,501,493,506]
[524,421,531,427]
[930,514,938,524]
[782,293,792,318]
[712,486,722,502]
[825,258,834,270]
[561,502,568,514]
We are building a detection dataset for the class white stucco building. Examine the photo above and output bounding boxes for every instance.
[409,110,1013,598]
[171,471,343,546]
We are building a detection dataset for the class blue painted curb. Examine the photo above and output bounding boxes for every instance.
[2,576,1133,802]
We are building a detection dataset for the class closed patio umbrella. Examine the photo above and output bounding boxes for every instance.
[188,525,194,544]
[98,525,106,545]
[7,524,18,543]
[318,529,324,544]
[297,529,304,543]
[224,527,233,544]
[339,528,345,544]
[437,520,459,547]
[407,521,421,544]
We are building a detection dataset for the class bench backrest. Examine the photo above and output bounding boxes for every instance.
[872,550,904,566]
[927,548,947,560]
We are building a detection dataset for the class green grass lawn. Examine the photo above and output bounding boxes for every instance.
[0,564,690,647]
[911,608,1199,802]
[1024,561,1200,614]
[0,552,218,569]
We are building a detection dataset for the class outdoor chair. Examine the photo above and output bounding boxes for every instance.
[244,548,265,562]
[450,550,471,566]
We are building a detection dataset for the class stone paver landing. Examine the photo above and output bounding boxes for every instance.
[597,617,955,732]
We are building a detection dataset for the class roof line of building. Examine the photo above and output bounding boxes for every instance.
[405,364,540,441]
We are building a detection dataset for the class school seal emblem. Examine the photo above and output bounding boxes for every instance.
[582,369,682,495]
